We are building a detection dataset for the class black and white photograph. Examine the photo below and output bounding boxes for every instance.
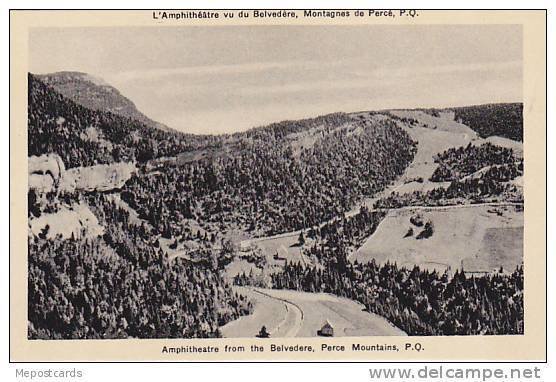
[24,22,527,342]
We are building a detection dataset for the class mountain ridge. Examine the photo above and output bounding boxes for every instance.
[36,71,175,133]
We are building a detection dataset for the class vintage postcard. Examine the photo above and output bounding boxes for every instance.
[9,9,546,361]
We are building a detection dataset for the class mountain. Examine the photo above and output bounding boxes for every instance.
[37,71,173,132]
[28,73,214,168]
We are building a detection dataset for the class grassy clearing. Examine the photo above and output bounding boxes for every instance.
[350,204,523,273]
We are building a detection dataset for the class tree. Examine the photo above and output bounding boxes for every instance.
[256,325,270,338]
[28,190,41,218]
[298,231,305,245]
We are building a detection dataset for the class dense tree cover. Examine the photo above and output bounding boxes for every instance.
[261,260,523,335]
[29,71,524,339]
[453,103,523,141]
[122,117,417,237]
[28,74,216,168]
[478,162,523,183]
[28,188,80,217]
[302,206,386,269]
[374,176,522,209]
[242,112,352,140]
[28,195,252,339]
[234,205,387,285]
[382,112,420,127]
[430,143,521,182]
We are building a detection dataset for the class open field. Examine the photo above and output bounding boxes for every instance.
[250,235,308,264]
[350,204,523,273]
[220,287,405,338]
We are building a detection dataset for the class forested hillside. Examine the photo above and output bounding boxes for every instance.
[122,114,417,237]
[28,74,216,168]
[374,142,523,209]
[27,75,247,339]
[264,261,523,335]
[430,142,520,182]
[452,103,523,141]
[38,72,174,132]
[28,192,252,339]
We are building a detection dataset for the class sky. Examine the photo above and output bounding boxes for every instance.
[29,25,522,134]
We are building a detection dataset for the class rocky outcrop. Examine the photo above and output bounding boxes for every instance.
[28,154,66,192]
[28,154,136,240]
[29,153,136,194]
[60,162,136,193]
[29,203,104,240]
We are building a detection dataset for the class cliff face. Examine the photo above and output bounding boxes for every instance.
[28,203,104,240]
[61,162,136,193]
[28,154,66,192]
[28,154,136,239]
[29,153,136,194]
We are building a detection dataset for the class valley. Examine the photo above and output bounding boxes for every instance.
[26,72,524,339]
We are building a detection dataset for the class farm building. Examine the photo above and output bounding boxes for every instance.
[317,321,334,337]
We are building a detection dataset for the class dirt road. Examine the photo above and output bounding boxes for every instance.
[220,287,405,338]
[253,289,304,337]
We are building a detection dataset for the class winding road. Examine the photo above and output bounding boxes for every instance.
[251,289,304,338]
[220,287,406,338]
